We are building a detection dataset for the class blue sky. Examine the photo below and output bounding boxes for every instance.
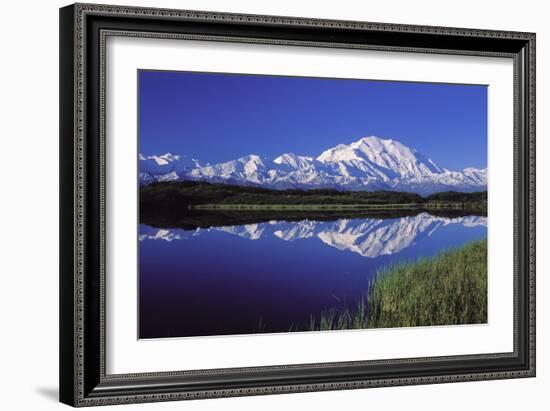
[139,70,487,170]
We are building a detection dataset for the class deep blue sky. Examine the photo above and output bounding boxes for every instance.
[139,70,487,170]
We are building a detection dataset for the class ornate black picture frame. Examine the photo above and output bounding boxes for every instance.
[60,3,535,407]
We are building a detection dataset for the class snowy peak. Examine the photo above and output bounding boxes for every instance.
[140,153,201,177]
[188,154,270,184]
[462,167,487,184]
[317,136,443,179]
[273,153,314,170]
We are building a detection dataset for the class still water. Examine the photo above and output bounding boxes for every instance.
[139,212,487,338]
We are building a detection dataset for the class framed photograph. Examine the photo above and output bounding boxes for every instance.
[59,3,536,407]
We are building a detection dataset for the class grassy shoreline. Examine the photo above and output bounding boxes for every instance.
[140,181,486,229]
[307,239,487,331]
[190,202,483,212]
[191,203,422,211]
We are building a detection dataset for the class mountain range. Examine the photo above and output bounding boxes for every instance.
[139,213,487,258]
[139,136,486,195]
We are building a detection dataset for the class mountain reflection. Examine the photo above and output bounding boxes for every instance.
[139,212,487,258]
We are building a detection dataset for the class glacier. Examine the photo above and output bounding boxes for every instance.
[139,136,487,196]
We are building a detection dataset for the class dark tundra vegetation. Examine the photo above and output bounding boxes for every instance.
[306,239,488,331]
[140,180,487,209]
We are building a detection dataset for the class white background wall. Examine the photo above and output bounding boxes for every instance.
[0,0,546,409]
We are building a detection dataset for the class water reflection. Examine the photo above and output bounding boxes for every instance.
[139,213,487,258]
[139,212,487,338]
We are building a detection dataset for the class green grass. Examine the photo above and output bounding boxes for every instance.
[307,239,487,331]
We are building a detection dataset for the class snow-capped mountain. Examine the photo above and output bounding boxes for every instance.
[188,154,271,185]
[139,136,487,195]
[139,153,202,184]
[317,136,443,179]
[139,213,487,258]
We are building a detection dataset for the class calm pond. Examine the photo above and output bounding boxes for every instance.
[139,211,487,338]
